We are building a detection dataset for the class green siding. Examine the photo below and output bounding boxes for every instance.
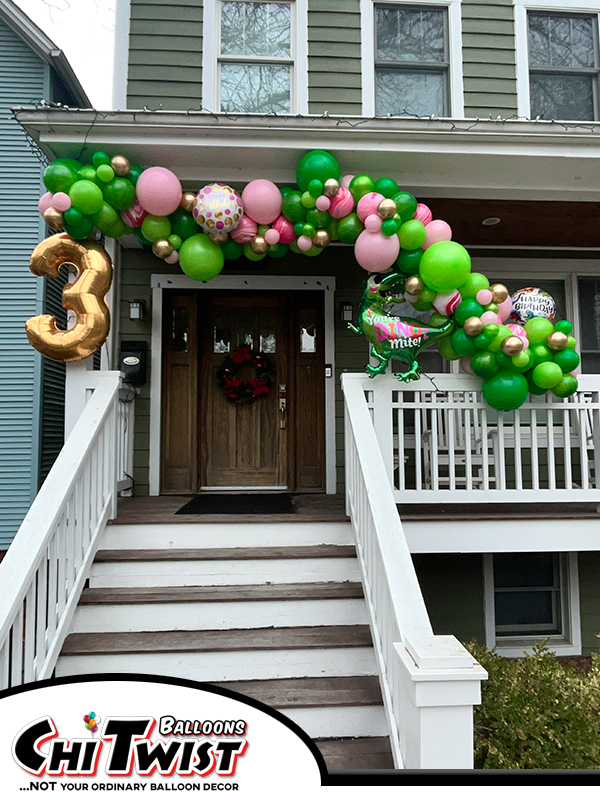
[127,0,203,111]
[308,0,362,115]
[461,0,518,119]
[578,552,600,656]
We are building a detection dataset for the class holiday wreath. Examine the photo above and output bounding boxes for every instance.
[216,345,276,405]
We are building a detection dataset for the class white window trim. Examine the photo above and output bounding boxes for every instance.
[361,0,464,118]
[484,552,582,657]
[515,0,600,119]
[202,0,308,115]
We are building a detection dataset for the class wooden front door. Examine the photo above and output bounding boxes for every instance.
[161,291,325,494]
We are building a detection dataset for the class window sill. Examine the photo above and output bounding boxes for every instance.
[493,636,581,659]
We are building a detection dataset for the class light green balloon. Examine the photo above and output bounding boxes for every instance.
[398,220,426,250]
[179,234,225,280]
[141,215,171,243]
[532,361,563,389]
[524,317,554,345]
[458,272,490,298]
[68,180,104,215]
[419,241,471,293]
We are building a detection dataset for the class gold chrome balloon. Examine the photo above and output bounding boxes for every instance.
[312,229,331,248]
[377,199,397,220]
[43,207,64,230]
[26,233,112,362]
[249,235,268,255]
[209,231,229,243]
[152,239,174,258]
[546,331,569,351]
[501,335,524,355]
[491,283,509,304]
[180,192,196,212]
[405,276,423,296]
[110,155,131,176]
[323,178,340,197]
[463,316,484,336]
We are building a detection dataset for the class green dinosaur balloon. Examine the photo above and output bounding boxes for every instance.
[349,272,455,382]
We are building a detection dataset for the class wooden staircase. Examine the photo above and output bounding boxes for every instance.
[56,520,395,771]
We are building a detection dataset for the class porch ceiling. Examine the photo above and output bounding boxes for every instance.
[13,108,600,202]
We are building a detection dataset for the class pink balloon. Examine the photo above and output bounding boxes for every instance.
[507,323,527,339]
[498,297,513,322]
[241,179,282,224]
[272,215,296,244]
[297,235,312,252]
[433,290,461,316]
[405,292,419,305]
[316,195,331,212]
[476,289,493,306]
[136,167,182,216]
[52,192,71,212]
[38,191,54,216]
[460,357,474,376]
[357,192,385,223]
[422,220,452,250]
[120,199,147,228]
[413,203,432,226]
[365,214,382,232]
[328,187,354,219]
[354,229,399,272]
[231,215,257,243]
[340,174,355,190]
[571,368,579,377]
[481,311,501,325]
[165,250,179,264]
[265,228,280,245]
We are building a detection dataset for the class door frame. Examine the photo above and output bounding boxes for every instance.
[149,273,337,496]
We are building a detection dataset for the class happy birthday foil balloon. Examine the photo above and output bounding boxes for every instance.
[193,183,243,234]
[349,272,455,381]
[26,232,113,362]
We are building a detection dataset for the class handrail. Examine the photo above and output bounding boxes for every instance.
[0,372,128,688]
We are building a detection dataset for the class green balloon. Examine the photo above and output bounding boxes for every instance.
[169,208,198,241]
[134,227,152,246]
[43,161,78,194]
[289,240,322,257]
[551,374,579,398]
[296,150,341,192]
[306,208,330,229]
[91,201,119,232]
[64,216,94,241]
[374,176,399,199]
[487,325,512,353]
[243,243,267,262]
[97,164,115,183]
[419,241,471,293]
[222,238,243,260]
[308,179,323,198]
[455,298,484,327]
[420,287,436,304]
[327,217,339,241]
[532,361,563,389]
[104,217,132,239]
[471,351,499,379]
[337,212,364,244]
[128,164,144,185]
[526,370,548,395]
[524,317,554,345]
[396,248,422,276]
[439,336,461,361]
[168,234,182,250]
[282,190,306,223]
[102,177,136,211]
[429,311,449,327]
[530,342,553,366]
[268,242,289,259]
[68,180,104,215]
[381,219,399,237]
[349,175,375,203]
[392,192,418,223]
[398,220,426,250]
[555,320,573,336]
[495,352,512,368]
[280,186,296,197]
[483,371,529,411]
[511,348,533,373]
[180,234,225,280]
[92,151,110,168]
[63,207,84,227]
[567,335,577,349]
[302,223,315,237]
[78,167,102,187]
[412,299,433,312]
[553,347,580,373]
[301,191,316,209]
[55,157,84,172]
[458,272,489,298]
[141,214,171,242]
[451,328,478,358]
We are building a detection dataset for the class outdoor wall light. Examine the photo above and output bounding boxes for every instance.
[482,217,501,226]
[129,300,145,321]
[340,303,354,322]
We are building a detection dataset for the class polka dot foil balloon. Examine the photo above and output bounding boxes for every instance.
[193,183,243,234]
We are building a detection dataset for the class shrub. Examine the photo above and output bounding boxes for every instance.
[466,641,600,769]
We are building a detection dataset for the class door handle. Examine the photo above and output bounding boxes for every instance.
[279,399,287,412]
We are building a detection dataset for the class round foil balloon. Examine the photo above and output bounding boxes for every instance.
[193,183,243,234]
[509,287,556,325]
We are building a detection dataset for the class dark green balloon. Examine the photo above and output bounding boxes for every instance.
[455,299,484,327]
[393,192,418,223]
[43,161,78,194]
[102,177,136,211]
[63,207,84,227]
[551,374,578,398]
[337,212,364,244]
[554,320,573,336]
[222,238,243,260]
[91,201,119,233]
[439,337,461,361]
[374,176,399,199]
[169,207,198,241]
[396,248,422,276]
[553,347,580,373]
[327,217,339,241]
[134,227,152,246]
[483,370,529,411]
[451,328,478,358]
[64,216,94,240]
[268,242,289,259]
[526,370,548,395]
[306,208,330,229]
[104,216,133,239]
[128,164,144,186]
[280,186,297,198]
[55,157,84,172]
[92,151,111,168]
[282,190,306,223]
[296,150,341,192]
[471,351,499,379]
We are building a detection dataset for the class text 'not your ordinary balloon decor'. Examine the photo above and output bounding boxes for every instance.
[31,149,580,410]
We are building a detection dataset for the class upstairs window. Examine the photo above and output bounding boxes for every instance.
[528,11,599,120]
[375,4,449,117]
[219,0,293,113]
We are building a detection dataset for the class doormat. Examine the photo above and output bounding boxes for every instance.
[175,493,295,515]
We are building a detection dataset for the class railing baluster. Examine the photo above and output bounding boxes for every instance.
[0,638,9,689]
[415,392,422,490]
[481,402,490,490]
[514,408,523,490]
[465,405,473,491]
[431,403,439,491]
[23,583,36,684]
[564,406,572,490]
[11,607,23,687]
[448,398,456,491]
[35,553,48,674]
[547,398,556,491]
[531,407,539,490]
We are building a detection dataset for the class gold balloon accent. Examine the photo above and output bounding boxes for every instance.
[405,276,424,296]
[249,235,268,255]
[546,331,569,351]
[209,231,229,243]
[312,229,331,248]
[110,155,130,176]
[463,316,484,336]
[43,207,64,230]
[152,239,174,258]
[377,199,397,220]
[26,233,112,362]
[491,283,509,304]
[323,178,340,197]
[180,192,196,212]
[501,335,525,356]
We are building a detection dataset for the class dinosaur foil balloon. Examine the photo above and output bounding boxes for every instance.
[349,272,455,382]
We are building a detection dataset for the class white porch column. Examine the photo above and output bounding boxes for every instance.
[64,358,94,438]
[396,635,488,769]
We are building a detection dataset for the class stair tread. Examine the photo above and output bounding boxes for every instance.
[61,625,374,655]
[80,582,364,605]
[212,676,383,708]
[313,737,395,770]
[94,545,356,562]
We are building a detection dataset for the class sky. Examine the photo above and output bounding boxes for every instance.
[14,0,116,107]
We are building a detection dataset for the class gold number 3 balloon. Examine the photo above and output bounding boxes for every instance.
[26,233,113,362]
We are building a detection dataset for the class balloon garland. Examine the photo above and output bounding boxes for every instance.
[33,148,580,410]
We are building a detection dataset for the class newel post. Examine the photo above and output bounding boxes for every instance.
[396,635,487,769]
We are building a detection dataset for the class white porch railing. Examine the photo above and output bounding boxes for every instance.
[342,373,487,769]
[0,372,133,689]
[357,372,600,504]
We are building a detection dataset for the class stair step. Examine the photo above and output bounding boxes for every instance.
[283,706,388,739]
[94,545,356,562]
[314,737,395,771]
[61,625,373,655]
[213,676,383,708]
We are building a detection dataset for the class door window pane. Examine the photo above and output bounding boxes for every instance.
[221,63,291,114]
[221,1,291,57]
[213,315,231,354]
[259,308,277,353]
[172,306,189,352]
[299,308,316,353]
